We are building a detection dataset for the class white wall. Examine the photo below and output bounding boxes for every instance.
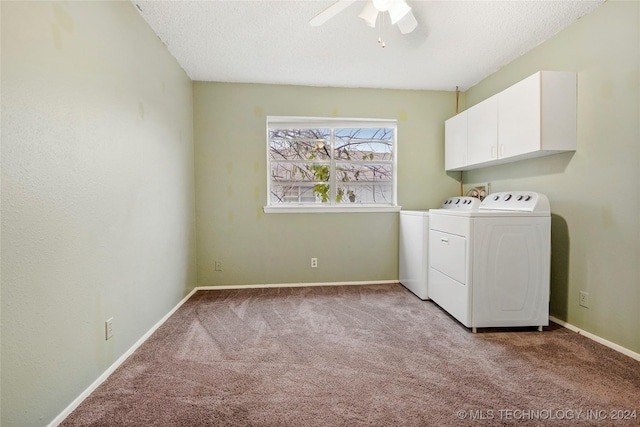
[463,0,640,354]
[1,2,197,425]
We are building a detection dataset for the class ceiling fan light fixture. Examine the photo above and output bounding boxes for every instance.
[358,1,379,28]
[388,0,411,25]
[372,0,393,12]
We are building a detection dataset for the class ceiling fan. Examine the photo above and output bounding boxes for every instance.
[310,0,418,35]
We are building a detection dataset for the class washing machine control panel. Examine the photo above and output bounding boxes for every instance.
[440,196,481,210]
[480,191,549,212]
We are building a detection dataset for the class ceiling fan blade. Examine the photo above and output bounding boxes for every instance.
[396,10,418,34]
[358,1,379,28]
[388,0,411,25]
[309,0,358,26]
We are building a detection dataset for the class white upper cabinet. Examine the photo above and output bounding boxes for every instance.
[467,94,498,165]
[498,72,541,158]
[444,110,467,171]
[444,71,577,171]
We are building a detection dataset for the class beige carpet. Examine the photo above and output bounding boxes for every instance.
[62,284,640,426]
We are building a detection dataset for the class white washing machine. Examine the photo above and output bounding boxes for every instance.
[428,192,550,332]
[399,211,430,299]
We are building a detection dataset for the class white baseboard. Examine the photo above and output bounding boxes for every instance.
[48,288,199,427]
[549,315,640,362]
[196,280,399,291]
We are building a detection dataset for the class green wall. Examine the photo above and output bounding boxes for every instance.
[1,2,197,425]
[193,83,459,286]
[462,0,640,354]
[2,1,638,425]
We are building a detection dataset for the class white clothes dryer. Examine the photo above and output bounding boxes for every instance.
[428,192,551,332]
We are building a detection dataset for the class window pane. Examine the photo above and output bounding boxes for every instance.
[335,128,393,161]
[336,183,393,204]
[269,129,330,161]
[335,163,392,183]
[271,162,331,183]
[270,183,330,204]
[266,118,397,209]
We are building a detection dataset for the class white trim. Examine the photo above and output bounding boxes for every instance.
[48,288,199,427]
[549,316,640,362]
[196,280,400,291]
[267,115,397,128]
[263,205,401,214]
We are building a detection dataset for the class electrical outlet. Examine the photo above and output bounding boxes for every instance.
[105,317,114,340]
[579,291,589,308]
[215,260,222,271]
[311,257,318,268]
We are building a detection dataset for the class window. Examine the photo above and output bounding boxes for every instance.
[265,116,398,213]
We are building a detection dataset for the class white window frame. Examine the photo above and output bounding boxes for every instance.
[264,116,400,214]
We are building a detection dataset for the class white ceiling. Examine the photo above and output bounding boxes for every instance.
[133,0,604,91]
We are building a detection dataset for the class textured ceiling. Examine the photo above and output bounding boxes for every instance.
[133,0,604,91]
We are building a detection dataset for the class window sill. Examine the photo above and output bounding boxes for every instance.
[263,205,402,214]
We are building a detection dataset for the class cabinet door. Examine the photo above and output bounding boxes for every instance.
[444,111,467,171]
[498,72,541,158]
[467,95,498,166]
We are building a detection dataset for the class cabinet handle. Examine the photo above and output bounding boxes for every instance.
[491,145,496,158]
[440,237,449,244]
[499,144,505,157]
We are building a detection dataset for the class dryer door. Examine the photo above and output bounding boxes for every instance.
[429,230,467,284]
[471,217,550,328]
